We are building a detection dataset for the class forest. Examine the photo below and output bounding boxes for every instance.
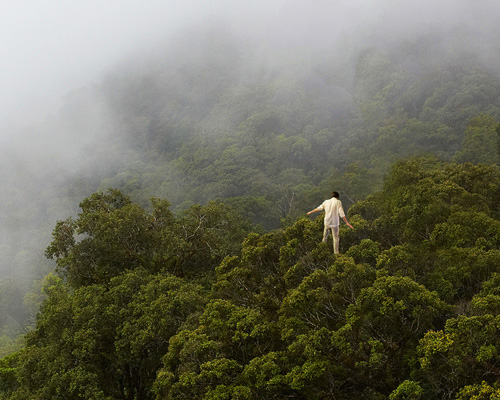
[2,158,500,399]
[0,9,500,400]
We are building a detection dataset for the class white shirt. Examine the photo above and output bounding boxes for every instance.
[317,197,345,227]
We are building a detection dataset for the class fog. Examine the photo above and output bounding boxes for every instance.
[3,0,496,126]
[1,0,196,125]
[2,0,497,127]
[0,0,499,329]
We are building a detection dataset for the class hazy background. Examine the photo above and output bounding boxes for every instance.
[2,0,496,127]
[0,0,499,303]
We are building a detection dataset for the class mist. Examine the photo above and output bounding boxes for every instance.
[0,0,499,333]
[2,0,498,128]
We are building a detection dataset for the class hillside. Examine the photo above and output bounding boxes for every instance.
[93,25,500,225]
[0,10,500,398]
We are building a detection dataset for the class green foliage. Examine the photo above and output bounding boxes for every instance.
[389,380,424,400]
[1,189,257,399]
[6,154,500,399]
[456,114,499,164]
[149,158,500,399]
[9,270,205,400]
[417,315,500,399]
[280,256,376,337]
[0,353,20,396]
[350,157,500,250]
[46,189,251,286]
[456,381,500,400]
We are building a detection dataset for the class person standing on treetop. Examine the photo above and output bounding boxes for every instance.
[307,191,353,254]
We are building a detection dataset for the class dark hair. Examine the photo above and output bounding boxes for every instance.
[332,191,339,198]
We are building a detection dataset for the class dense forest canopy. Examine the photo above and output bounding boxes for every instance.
[0,1,500,398]
[2,158,500,399]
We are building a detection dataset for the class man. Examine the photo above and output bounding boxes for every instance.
[307,191,353,254]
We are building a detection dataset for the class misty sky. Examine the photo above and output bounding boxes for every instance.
[0,0,496,131]
[1,0,191,126]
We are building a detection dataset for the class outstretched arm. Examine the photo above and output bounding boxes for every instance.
[342,216,353,229]
[307,207,322,215]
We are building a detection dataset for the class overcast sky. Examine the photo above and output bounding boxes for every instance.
[0,0,190,125]
[0,0,496,131]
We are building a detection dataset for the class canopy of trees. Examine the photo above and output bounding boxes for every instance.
[2,158,500,399]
